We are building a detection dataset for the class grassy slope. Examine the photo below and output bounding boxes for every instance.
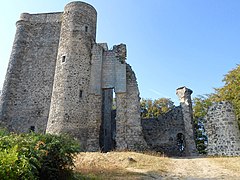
[74,152,240,179]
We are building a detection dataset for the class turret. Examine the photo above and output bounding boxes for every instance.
[46,2,97,150]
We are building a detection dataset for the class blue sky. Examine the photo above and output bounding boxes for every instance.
[1,0,240,105]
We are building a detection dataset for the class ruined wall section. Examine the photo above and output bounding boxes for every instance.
[116,64,147,150]
[101,45,126,93]
[205,101,240,156]
[0,12,62,133]
[142,87,198,156]
[100,44,146,150]
[46,2,98,151]
[176,87,198,156]
[142,107,185,156]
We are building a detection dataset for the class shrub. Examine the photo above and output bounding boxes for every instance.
[0,133,39,180]
[0,131,80,180]
[37,134,81,180]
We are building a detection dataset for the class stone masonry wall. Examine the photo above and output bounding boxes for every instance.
[205,101,240,156]
[176,87,198,156]
[142,87,198,156]
[115,64,147,150]
[46,2,98,151]
[142,107,185,156]
[1,1,147,152]
[0,12,62,133]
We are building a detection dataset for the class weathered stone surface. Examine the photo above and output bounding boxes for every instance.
[115,64,147,150]
[0,12,61,133]
[0,1,147,152]
[46,1,98,151]
[142,107,185,156]
[176,87,198,156]
[142,86,198,156]
[205,101,240,156]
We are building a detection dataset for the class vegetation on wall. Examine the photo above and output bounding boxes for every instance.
[0,128,80,180]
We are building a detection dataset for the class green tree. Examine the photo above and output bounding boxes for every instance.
[192,95,213,121]
[192,95,212,154]
[192,64,240,153]
[213,64,240,124]
[141,98,175,118]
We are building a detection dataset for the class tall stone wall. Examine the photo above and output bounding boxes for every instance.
[205,101,240,156]
[115,64,147,150]
[0,12,62,133]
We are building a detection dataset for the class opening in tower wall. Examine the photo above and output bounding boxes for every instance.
[100,88,116,152]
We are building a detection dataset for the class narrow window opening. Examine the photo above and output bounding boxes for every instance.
[29,126,35,132]
[85,26,88,32]
[62,55,66,63]
[79,90,83,98]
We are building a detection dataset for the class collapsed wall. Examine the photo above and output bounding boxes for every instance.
[142,107,185,156]
[205,101,240,156]
[142,87,198,156]
[115,64,147,150]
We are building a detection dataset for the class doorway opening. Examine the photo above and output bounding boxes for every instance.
[177,133,185,153]
[99,89,116,152]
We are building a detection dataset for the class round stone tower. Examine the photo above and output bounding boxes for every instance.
[205,101,240,156]
[46,2,97,150]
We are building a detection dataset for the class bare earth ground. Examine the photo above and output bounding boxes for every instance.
[74,152,240,179]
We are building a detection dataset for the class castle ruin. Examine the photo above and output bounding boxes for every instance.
[1,1,240,156]
[0,1,146,152]
[142,87,198,156]
[205,101,240,156]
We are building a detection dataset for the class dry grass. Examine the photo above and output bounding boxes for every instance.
[74,152,240,179]
[74,151,170,179]
[208,156,240,173]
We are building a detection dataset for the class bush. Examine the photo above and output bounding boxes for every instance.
[0,131,80,180]
[37,134,81,179]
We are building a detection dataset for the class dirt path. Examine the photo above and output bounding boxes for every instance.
[74,152,240,179]
[159,158,240,179]
[131,157,240,179]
